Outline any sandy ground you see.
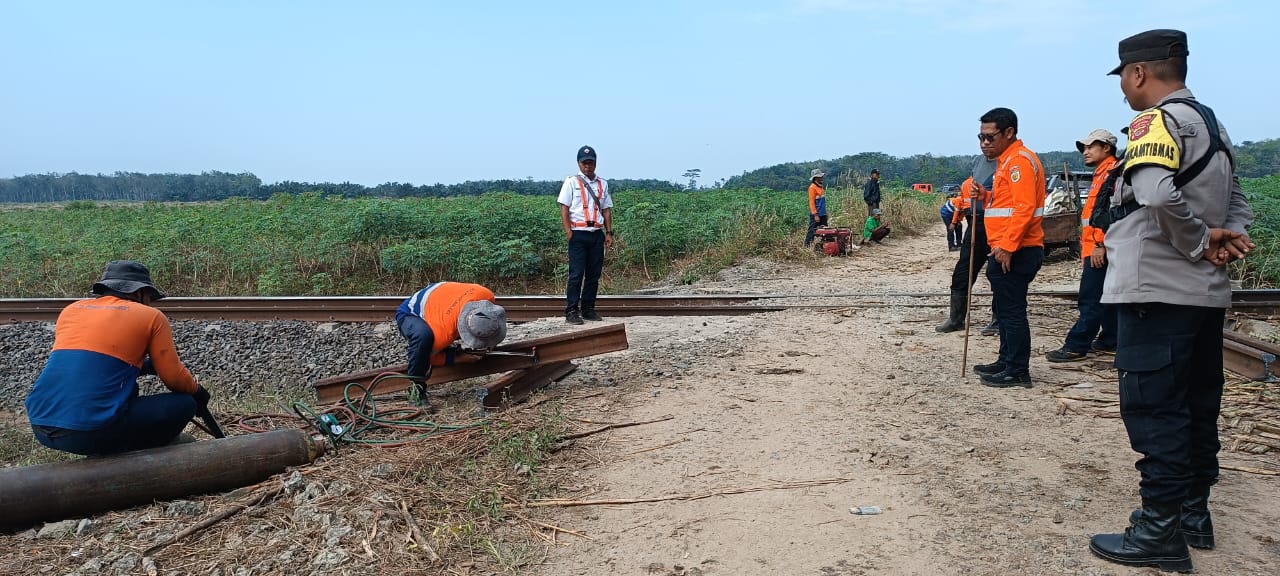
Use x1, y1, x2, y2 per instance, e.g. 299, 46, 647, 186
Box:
526, 224, 1280, 576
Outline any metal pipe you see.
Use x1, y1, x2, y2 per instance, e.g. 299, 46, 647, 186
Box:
0, 429, 324, 530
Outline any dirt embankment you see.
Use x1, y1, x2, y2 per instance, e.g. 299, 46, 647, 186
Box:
527, 225, 1280, 576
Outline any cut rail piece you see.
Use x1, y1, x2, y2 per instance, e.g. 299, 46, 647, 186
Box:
1222, 337, 1278, 383
313, 323, 628, 404
481, 361, 578, 410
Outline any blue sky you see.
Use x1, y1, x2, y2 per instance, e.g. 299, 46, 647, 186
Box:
1, 1, 1275, 187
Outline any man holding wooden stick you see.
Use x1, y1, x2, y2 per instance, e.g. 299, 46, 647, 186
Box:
969, 107, 1045, 388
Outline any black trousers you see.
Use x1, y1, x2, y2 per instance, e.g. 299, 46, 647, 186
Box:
949, 216, 989, 293
566, 229, 605, 313
986, 246, 1043, 371
1116, 303, 1224, 504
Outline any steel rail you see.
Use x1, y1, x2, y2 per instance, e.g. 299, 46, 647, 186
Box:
3, 290, 1279, 324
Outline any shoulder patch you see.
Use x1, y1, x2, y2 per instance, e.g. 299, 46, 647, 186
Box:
1010, 166, 1021, 183
1125, 108, 1181, 172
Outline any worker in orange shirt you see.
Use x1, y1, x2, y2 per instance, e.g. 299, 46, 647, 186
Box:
803, 169, 828, 247
970, 107, 1045, 387
1045, 129, 1120, 362
396, 282, 508, 411
944, 192, 966, 251
26, 261, 208, 456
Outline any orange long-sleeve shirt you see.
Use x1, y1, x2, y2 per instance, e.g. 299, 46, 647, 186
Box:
1079, 155, 1117, 260
808, 182, 826, 215
985, 139, 1045, 252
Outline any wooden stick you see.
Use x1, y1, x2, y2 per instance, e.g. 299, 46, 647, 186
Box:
1231, 434, 1280, 451
511, 477, 853, 509
961, 189, 980, 377
621, 438, 688, 456
1221, 464, 1280, 476
508, 511, 594, 541
144, 485, 283, 557
398, 500, 441, 563
560, 416, 674, 441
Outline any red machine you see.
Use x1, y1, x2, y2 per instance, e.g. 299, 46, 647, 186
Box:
814, 227, 854, 256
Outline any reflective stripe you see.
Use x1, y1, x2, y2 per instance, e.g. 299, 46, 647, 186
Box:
1081, 218, 1090, 226
407, 282, 443, 318
986, 207, 1045, 218
574, 176, 598, 227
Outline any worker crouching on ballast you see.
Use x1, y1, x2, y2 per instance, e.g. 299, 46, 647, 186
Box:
26, 260, 211, 457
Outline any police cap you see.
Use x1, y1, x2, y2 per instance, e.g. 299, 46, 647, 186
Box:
1108, 29, 1189, 75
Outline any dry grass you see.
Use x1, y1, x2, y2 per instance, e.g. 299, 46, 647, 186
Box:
0, 395, 579, 575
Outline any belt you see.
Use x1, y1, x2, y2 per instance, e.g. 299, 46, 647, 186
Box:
985, 207, 1045, 218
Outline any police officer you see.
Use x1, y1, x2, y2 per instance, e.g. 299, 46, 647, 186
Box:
1088, 30, 1255, 572
970, 108, 1046, 388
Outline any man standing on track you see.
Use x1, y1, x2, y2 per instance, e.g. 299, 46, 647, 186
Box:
559, 145, 615, 325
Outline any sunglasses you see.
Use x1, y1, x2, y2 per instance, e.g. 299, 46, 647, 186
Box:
977, 132, 1001, 143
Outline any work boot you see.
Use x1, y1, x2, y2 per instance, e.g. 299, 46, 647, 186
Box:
935, 291, 966, 333
1091, 502, 1193, 572
1129, 484, 1215, 550
980, 319, 999, 337
565, 310, 584, 325
1046, 348, 1087, 362
980, 369, 1032, 388
582, 309, 603, 322
973, 361, 1007, 375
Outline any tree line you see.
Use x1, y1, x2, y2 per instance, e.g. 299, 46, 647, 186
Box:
722, 138, 1280, 191
2, 139, 1276, 203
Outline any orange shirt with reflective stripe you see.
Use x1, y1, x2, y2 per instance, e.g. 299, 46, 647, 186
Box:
1079, 155, 1117, 260
421, 283, 496, 366
950, 177, 992, 226
985, 139, 1045, 252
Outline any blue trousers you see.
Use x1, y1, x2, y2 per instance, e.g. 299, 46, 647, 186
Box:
987, 246, 1044, 372
32, 391, 196, 456
1116, 304, 1224, 504
567, 230, 606, 313
1062, 259, 1118, 353
804, 214, 828, 246
396, 314, 437, 383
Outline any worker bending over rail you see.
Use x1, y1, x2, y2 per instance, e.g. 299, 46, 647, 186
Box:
395, 282, 508, 411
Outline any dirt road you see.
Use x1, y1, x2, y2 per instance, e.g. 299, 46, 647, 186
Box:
528, 225, 1280, 576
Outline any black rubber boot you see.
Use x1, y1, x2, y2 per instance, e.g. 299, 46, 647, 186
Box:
1129, 484, 1215, 550
935, 291, 966, 333
1091, 502, 1193, 573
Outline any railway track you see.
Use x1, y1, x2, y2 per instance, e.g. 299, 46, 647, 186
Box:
1, 290, 1278, 324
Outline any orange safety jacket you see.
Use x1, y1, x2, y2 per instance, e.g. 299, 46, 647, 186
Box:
950, 177, 991, 226
984, 139, 1045, 252
571, 176, 607, 228
1079, 155, 1117, 260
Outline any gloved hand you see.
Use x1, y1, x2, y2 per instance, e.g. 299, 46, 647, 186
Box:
193, 385, 211, 408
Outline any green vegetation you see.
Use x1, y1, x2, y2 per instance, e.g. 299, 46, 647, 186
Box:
1237, 176, 1280, 287
0, 186, 940, 297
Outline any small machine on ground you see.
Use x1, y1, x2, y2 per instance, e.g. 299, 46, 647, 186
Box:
813, 227, 855, 256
